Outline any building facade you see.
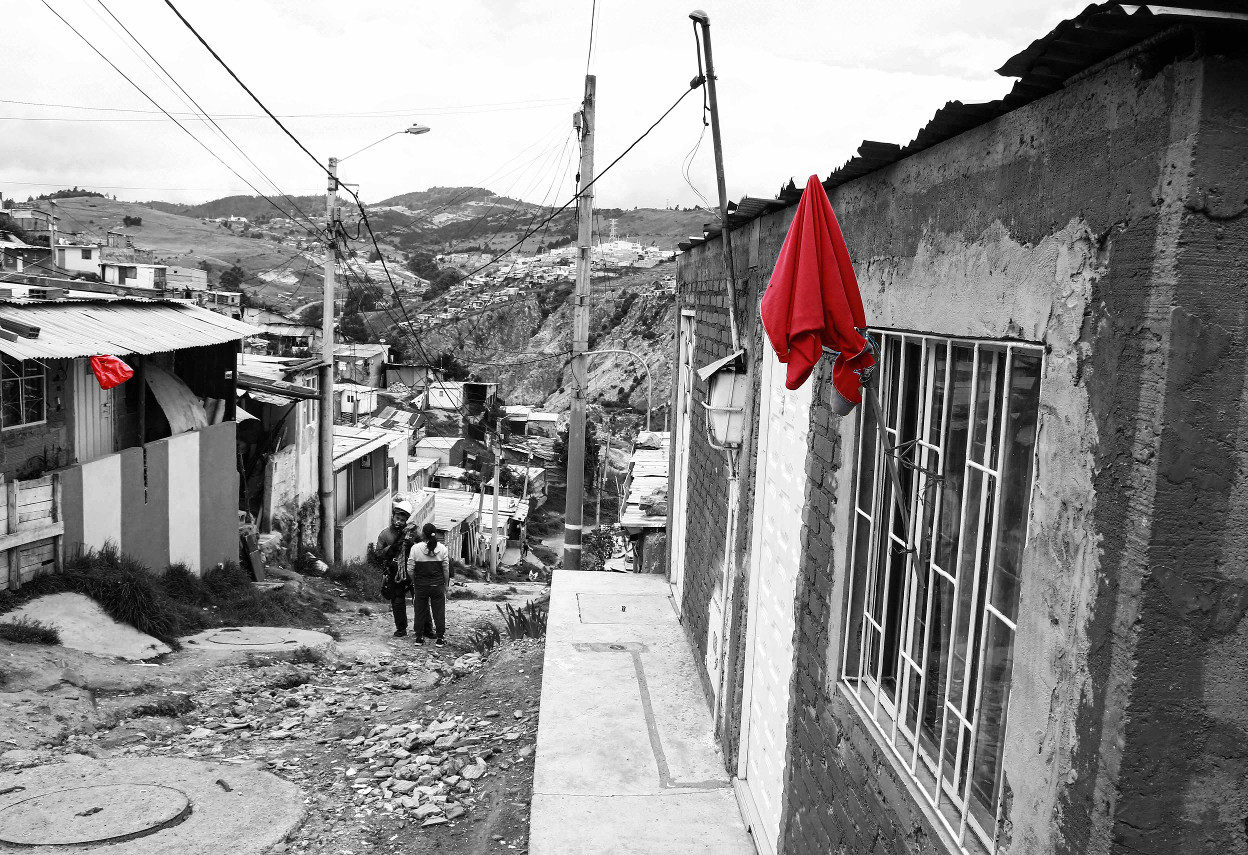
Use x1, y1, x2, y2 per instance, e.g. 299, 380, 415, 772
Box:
669, 7, 1248, 855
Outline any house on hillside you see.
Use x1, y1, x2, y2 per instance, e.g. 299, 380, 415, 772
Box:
667, 6, 1248, 855
411, 435, 465, 468
0, 233, 49, 275
198, 290, 242, 320
0, 281, 254, 587
335, 382, 379, 422
407, 456, 439, 492
421, 487, 479, 566
53, 244, 99, 277
619, 433, 669, 574
334, 342, 390, 388
235, 354, 320, 531
166, 265, 208, 295
99, 261, 167, 291
332, 424, 408, 562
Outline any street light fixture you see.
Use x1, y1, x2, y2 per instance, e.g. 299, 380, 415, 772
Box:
318, 125, 431, 563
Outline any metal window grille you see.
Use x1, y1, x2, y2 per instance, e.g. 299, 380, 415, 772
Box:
0, 355, 46, 430
841, 332, 1042, 852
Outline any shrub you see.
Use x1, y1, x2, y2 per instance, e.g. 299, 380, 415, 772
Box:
497, 598, 548, 640
466, 621, 502, 657
327, 559, 384, 601
0, 617, 60, 645
128, 694, 194, 718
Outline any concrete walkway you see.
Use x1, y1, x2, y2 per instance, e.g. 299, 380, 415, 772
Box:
530, 570, 755, 855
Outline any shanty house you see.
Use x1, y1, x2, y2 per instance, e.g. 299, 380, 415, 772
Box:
620, 433, 669, 574
332, 424, 408, 562
421, 487, 480, 566
411, 435, 465, 468
0, 283, 253, 586
334, 342, 390, 388
668, 6, 1248, 855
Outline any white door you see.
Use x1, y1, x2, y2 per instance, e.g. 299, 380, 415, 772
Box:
73, 358, 117, 464
736, 353, 812, 855
667, 311, 696, 611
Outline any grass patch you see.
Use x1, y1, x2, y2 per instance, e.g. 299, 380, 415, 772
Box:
327, 559, 384, 602
0, 545, 326, 650
529, 543, 558, 567
0, 617, 61, 645
498, 597, 549, 640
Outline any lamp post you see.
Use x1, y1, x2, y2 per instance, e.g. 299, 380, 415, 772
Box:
318, 124, 431, 563
583, 348, 654, 431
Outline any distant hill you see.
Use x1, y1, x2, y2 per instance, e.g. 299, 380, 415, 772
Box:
143, 194, 323, 222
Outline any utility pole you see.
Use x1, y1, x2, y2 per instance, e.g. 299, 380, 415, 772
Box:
691, 11, 741, 353
318, 158, 339, 562
489, 417, 501, 580
563, 74, 595, 573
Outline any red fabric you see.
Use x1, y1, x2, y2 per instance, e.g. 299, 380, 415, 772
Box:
89, 355, 134, 390
760, 174, 873, 400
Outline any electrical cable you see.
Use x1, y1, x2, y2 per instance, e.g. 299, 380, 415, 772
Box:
585, 0, 598, 76
0, 96, 573, 117
162, 0, 328, 179
39, 0, 330, 245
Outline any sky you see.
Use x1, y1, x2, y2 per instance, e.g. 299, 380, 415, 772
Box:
1, 0, 1073, 211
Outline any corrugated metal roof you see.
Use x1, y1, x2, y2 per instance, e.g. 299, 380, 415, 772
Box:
0, 300, 258, 360
420, 487, 480, 531
332, 424, 403, 468
679, 2, 1248, 254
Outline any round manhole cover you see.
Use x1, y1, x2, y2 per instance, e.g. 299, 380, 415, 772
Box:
205, 627, 296, 646
0, 783, 191, 845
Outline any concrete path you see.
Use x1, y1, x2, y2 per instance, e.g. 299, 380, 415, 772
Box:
530, 570, 755, 855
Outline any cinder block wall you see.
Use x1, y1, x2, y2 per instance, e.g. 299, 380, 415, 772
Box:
677, 50, 1248, 855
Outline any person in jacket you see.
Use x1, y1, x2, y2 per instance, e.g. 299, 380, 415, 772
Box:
376, 500, 415, 637
407, 522, 450, 646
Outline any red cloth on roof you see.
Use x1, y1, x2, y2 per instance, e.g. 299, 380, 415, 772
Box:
90, 355, 133, 390
760, 174, 873, 399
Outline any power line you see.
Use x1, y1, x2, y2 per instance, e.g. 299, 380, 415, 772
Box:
0, 96, 574, 118
162, 0, 328, 179
92, 0, 325, 243
585, 0, 599, 76
39, 0, 330, 246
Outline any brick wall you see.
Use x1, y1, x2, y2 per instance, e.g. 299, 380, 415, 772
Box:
674, 47, 1247, 855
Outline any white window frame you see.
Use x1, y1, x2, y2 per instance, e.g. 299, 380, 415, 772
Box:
839, 331, 1043, 853
1, 355, 46, 431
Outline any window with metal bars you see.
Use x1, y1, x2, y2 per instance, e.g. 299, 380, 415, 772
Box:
1, 355, 45, 430
841, 332, 1042, 852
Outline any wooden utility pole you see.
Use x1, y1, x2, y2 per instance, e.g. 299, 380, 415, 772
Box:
489, 417, 501, 580
318, 157, 339, 562
563, 74, 595, 572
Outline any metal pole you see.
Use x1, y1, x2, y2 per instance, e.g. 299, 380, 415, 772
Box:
563, 74, 595, 573
318, 158, 338, 562
691, 11, 740, 352
583, 349, 653, 431
490, 419, 500, 580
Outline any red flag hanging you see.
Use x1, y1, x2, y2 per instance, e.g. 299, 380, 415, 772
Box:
90, 355, 134, 390
760, 175, 873, 404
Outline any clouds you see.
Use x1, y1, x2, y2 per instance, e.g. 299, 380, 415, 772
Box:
1, 0, 1068, 210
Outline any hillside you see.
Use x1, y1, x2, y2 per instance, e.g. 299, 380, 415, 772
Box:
144, 195, 323, 222
48, 196, 305, 290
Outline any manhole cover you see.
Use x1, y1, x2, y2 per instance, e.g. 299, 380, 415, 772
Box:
0, 783, 191, 845
205, 627, 296, 646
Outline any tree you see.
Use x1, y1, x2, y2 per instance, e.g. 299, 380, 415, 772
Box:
555, 420, 599, 488
300, 303, 323, 325
368, 249, 381, 263
219, 264, 247, 291
406, 251, 440, 280
340, 311, 370, 342
122, 215, 142, 227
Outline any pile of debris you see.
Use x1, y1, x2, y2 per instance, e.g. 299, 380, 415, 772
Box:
345, 705, 531, 827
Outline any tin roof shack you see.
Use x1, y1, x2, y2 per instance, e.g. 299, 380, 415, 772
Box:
383, 362, 440, 393
332, 424, 408, 562
235, 354, 320, 534
334, 382, 379, 423
421, 487, 480, 566
668, 6, 1248, 855
0, 283, 254, 587
411, 435, 465, 468
477, 492, 520, 569
407, 456, 439, 491
334, 342, 390, 388
619, 432, 669, 575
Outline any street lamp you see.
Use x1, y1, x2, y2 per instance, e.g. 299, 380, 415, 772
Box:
318, 125, 431, 563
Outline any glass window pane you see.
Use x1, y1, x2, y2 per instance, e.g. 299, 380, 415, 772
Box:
1, 356, 20, 381
1, 379, 21, 427
991, 353, 1042, 622
844, 514, 872, 679
970, 616, 1016, 817
970, 350, 997, 464
921, 572, 956, 750
965, 477, 997, 710
880, 545, 908, 703
22, 376, 44, 423
905, 663, 922, 733
927, 342, 947, 445
857, 406, 877, 513
948, 467, 984, 711
935, 347, 974, 575
941, 709, 961, 789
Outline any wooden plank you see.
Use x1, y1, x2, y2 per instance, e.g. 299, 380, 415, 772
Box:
19, 541, 55, 584
18, 488, 53, 508
18, 505, 54, 524
18, 475, 53, 491
52, 474, 62, 572
7, 481, 19, 590
0, 522, 65, 553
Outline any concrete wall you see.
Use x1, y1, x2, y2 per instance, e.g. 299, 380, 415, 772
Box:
60, 421, 239, 573
337, 489, 391, 563
262, 404, 317, 529
675, 52, 1248, 855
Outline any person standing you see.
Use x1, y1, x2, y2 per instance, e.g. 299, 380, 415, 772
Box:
408, 522, 450, 646
376, 500, 415, 637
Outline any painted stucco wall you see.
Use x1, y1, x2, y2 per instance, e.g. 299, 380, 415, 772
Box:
337, 489, 391, 563
676, 51, 1247, 855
